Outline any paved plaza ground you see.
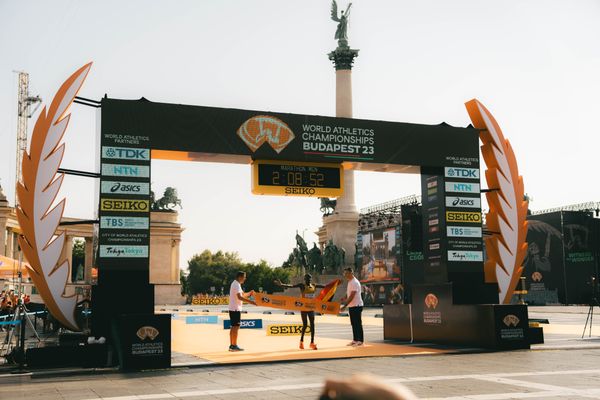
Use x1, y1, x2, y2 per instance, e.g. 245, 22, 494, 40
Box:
1, 305, 599, 399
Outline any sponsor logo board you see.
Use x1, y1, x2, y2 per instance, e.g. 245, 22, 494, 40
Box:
99, 245, 149, 258
445, 196, 481, 209
444, 167, 480, 179
446, 226, 482, 238
101, 164, 150, 178
100, 216, 149, 230
102, 146, 150, 161
101, 199, 149, 212
445, 181, 480, 194
185, 316, 218, 324
267, 324, 312, 336
446, 211, 481, 223
101, 181, 150, 195
223, 319, 263, 329
447, 250, 483, 262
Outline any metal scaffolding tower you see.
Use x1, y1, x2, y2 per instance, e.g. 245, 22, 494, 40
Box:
14, 71, 41, 207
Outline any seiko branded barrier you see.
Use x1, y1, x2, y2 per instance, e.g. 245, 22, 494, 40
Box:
266, 324, 312, 336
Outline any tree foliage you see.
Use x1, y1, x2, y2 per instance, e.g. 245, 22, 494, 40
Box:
184, 250, 291, 296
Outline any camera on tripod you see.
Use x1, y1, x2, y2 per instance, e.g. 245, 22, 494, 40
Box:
588, 275, 599, 306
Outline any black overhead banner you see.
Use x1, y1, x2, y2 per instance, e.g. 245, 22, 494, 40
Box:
100, 98, 479, 168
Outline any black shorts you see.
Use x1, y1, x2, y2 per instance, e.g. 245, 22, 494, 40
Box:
229, 311, 241, 326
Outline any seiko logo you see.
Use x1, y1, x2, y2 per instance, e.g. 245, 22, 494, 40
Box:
446, 211, 481, 223
102, 146, 150, 161
445, 196, 481, 209
445, 182, 480, 194
444, 167, 480, 179
267, 324, 312, 336
101, 199, 149, 212
285, 187, 315, 195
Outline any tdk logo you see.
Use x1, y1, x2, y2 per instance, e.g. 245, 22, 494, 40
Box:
445, 181, 480, 194
444, 167, 479, 179
102, 146, 150, 161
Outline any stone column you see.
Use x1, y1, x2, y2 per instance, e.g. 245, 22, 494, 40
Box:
60, 235, 73, 283
324, 46, 360, 267
0, 186, 8, 256
6, 231, 14, 259
84, 237, 93, 284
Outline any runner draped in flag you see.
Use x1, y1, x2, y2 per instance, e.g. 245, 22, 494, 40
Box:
275, 274, 325, 350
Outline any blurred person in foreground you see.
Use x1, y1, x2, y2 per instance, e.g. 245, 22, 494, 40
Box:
320, 374, 418, 400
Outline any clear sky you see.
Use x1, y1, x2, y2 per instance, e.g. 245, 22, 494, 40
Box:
1, 0, 599, 268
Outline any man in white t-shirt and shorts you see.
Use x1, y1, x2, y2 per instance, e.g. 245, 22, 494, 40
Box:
340, 267, 364, 346
228, 271, 256, 351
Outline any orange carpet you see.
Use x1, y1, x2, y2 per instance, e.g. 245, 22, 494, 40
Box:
164, 311, 451, 365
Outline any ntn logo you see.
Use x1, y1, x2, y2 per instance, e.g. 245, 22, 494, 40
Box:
445, 182, 480, 193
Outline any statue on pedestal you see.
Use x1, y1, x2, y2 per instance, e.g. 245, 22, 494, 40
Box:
151, 187, 182, 211
330, 1, 352, 47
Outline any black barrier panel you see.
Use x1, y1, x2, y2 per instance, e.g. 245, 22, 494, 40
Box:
401, 204, 424, 303
524, 212, 565, 304
382, 304, 411, 341
562, 211, 597, 305
384, 283, 530, 349
100, 98, 479, 167
421, 169, 448, 284
114, 314, 171, 370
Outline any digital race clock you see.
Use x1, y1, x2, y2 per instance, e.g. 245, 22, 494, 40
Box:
251, 160, 344, 197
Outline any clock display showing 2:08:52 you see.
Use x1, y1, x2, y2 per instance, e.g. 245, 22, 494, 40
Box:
251, 160, 344, 197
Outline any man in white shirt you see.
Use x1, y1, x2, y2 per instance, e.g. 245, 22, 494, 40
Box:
228, 271, 256, 351
340, 267, 364, 346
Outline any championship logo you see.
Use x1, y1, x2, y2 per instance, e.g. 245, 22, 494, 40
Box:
502, 314, 520, 327
532, 271, 543, 282
237, 115, 295, 153
424, 293, 439, 309
136, 326, 160, 340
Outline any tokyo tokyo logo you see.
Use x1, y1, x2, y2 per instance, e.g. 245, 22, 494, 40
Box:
237, 115, 295, 153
